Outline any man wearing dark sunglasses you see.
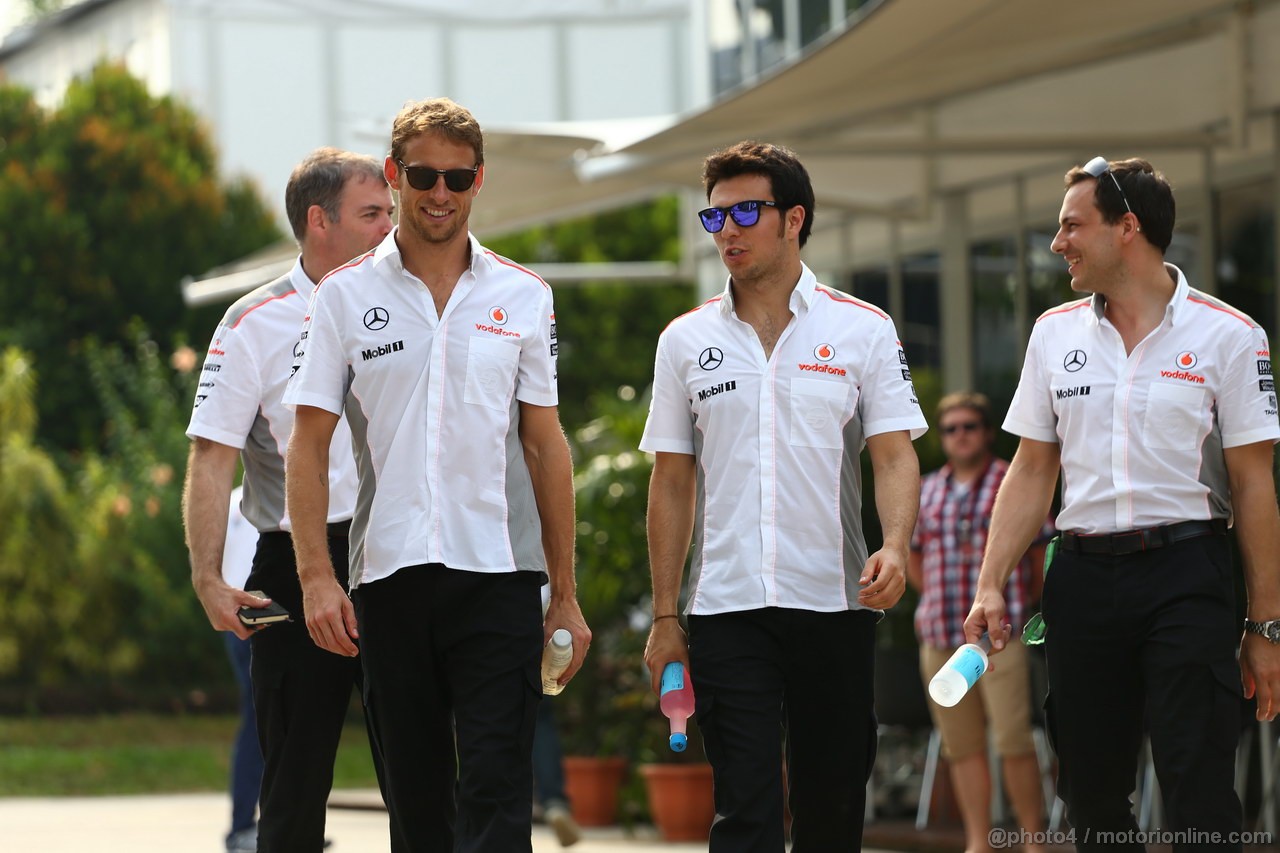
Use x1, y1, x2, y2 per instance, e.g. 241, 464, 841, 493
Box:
284, 98, 589, 852
965, 157, 1280, 851
642, 141, 926, 850
908, 391, 1052, 853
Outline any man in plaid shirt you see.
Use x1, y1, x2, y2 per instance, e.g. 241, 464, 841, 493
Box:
908, 391, 1052, 853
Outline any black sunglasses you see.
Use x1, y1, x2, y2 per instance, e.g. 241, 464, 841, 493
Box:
1082, 156, 1135, 219
698, 200, 779, 233
942, 421, 982, 435
397, 160, 479, 193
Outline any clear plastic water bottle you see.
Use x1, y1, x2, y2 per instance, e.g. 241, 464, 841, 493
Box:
541, 629, 573, 695
659, 661, 696, 752
928, 635, 992, 708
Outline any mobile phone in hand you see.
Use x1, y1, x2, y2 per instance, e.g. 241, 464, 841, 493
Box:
238, 590, 292, 628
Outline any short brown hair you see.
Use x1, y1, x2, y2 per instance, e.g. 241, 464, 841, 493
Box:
284, 147, 386, 242
702, 140, 815, 248
1064, 157, 1175, 254
936, 391, 992, 429
390, 97, 484, 166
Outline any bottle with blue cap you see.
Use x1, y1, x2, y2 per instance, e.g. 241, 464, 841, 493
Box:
928, 634, 992, 707
659, 661, 696, 752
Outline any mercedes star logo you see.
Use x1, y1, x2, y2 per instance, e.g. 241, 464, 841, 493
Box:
363, 307, 390, 331
698, 347, 724, 371
1063, 349, 1087, 373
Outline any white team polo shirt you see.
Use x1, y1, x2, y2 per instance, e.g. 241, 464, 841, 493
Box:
283, 230, 558, 588
186, 259, 357, 533
640, 264, 927, 616
1005, 263, 1280, 534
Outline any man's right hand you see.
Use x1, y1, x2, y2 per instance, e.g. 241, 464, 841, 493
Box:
301, 572, 359, 657
643, 617, 689, 695
964, 588, 1012, 662
194, 580, 271, 640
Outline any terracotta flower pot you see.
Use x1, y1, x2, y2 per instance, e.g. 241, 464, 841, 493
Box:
562, 755, 628, 826
640, 762, 716, 842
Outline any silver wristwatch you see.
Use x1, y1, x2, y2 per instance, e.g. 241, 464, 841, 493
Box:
1244, 619, 1280, 644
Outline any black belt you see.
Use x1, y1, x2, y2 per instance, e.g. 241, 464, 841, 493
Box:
1059, 519, 1227, 556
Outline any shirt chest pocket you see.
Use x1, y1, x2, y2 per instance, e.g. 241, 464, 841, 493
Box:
1143, 382, 1206, 451
789, 377, 850, 449
464, 337, 520, 411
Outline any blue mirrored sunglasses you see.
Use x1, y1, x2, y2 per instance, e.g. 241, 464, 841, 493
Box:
698, 199, 779, 233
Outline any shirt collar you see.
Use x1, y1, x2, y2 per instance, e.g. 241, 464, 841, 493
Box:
369, 228, 483, 275
1088, 262, 1190, 327
716, 262, 817, 318
286, 256, 312, 296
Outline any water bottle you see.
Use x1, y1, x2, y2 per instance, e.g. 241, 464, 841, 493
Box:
928, 636, 992, 708
659, 661, 696, 752
541, 629, 573, 695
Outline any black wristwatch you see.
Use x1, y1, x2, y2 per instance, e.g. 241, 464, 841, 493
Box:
1244, 619, 1280, 644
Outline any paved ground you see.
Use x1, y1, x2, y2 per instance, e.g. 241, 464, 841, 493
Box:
0, 791, 901, 852
0, 791, 696, 852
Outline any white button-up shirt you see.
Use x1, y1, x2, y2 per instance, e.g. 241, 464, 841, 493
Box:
283, 230, 559, 588
187, 259, 357, 533
640, 264, 927, 616
1005, 263, 1280, 534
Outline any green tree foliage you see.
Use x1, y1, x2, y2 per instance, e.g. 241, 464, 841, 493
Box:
0, 62, 280, 450
0, 335, 221, 705
0, 348, 78, 685
73, 330, 221, 686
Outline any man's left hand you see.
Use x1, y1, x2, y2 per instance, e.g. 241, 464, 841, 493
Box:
1241, 634, 1280, 721
858, 546, 908, 609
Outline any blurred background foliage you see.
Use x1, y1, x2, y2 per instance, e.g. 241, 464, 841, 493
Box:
0, 62, 280, 452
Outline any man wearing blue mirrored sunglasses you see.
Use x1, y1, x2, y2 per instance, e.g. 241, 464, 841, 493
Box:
643, 141, 927, 851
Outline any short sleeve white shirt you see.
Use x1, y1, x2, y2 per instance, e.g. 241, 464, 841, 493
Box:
283, 230, 558, 588
640, 264, 927, 616
186, 260, 357, 533
1005, 263, 1280, 533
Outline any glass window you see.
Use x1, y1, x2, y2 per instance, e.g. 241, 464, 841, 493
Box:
850, 266, 888, 312
971, 238, 1019, 414
851, 260, 938, 372
1216, 180, 1276, 339
903, 253, 941, 372
1027, 230, 1072, 319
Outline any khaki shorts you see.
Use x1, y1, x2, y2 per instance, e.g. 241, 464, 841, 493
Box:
919, 641, 1036, 760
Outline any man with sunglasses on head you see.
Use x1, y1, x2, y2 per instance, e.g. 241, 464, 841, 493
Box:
184, 147, 396, 853
284, 97, 589, 852
965, 157, 1280, 851
641, 140, 926, 850
908, 391, 1051, 853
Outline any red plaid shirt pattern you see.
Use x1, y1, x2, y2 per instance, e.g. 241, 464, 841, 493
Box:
911, 457, 1053, 649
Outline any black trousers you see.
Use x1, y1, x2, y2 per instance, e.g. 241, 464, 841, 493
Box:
1042, 535, 1243, 852
248, 530, 394, 853
353, 565, 544, 853
688, 607, 879, 853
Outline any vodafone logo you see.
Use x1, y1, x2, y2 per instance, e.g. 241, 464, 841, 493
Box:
1175, 351, 1197, 370
489, 306, 508, 326
813, 343, 835, 362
